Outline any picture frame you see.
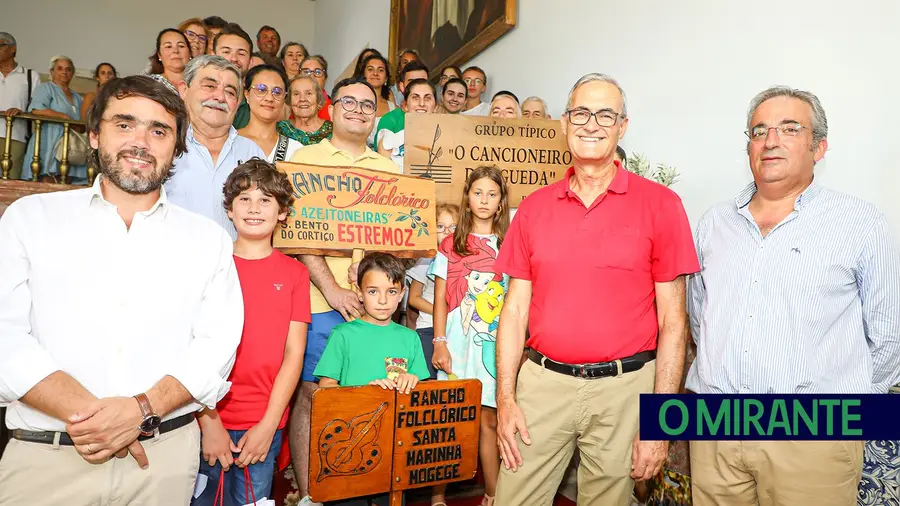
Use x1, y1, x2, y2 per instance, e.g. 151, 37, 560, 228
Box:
389, 0, 517, 80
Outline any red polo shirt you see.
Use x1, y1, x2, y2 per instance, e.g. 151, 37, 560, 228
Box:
495, 164, 699, 364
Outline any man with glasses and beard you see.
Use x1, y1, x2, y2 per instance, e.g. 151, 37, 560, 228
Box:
166, 55, 265, 239
0, 75, 243, 505
287, 77, 400, 506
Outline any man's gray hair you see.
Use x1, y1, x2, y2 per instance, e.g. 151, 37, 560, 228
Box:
0, 32, 16, 46
747, 86, 827, 144
49, 55, 73, 72
522, 96, 549, 114
183, 54, 243, 96
566, 73, 627, 117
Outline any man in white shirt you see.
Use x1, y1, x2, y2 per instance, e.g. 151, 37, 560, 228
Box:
165, 55, 265, 239
0, 32, 40, 180
0, 75, 244, 505
461, 66, 490, 116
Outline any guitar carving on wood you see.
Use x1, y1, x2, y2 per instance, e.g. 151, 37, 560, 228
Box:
317, 402, 389, 482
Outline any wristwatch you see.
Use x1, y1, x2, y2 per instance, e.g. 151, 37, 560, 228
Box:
134, 393, 162, 436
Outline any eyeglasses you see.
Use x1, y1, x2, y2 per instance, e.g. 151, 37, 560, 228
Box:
746, 123, 807, 141
337, 95, 377, 116
252, 83, 286, 101
439, 74, 457, 83
464, 78, 484, 86
436, 224, 457, 233
184, 30, 208, 43
565, 108, 623, 127
301, 68, 325, 78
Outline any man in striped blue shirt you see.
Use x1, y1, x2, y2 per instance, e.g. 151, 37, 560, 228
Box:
686, 86, 900, 506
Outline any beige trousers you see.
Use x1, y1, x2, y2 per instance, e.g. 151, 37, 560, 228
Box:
495, 358, 656, 506
690, 440, 863, 506
0, 423, 200, 506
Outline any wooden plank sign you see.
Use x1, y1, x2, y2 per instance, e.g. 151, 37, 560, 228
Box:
404, 114, 572, 207
308, 386, 396, 502
393, 380, 482, 490
308, 380, 482, 503
275, 162, 438, 258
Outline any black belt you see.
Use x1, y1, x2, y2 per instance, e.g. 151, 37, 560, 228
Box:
10, 413, 194, 446
527, 349, 656, 379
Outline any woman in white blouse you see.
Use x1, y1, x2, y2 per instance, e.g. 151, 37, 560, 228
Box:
237, 64, 299, 162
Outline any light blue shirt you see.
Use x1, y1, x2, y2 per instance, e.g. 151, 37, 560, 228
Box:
686, 181, 900, 395
165, 126, 264, 240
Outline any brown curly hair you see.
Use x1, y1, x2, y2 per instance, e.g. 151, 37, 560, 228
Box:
222, 158, 295, 223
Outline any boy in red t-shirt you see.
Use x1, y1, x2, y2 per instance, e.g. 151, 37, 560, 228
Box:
192, 159, 311, 506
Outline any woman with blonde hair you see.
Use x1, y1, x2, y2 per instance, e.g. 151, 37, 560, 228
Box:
178, 18, 209, 59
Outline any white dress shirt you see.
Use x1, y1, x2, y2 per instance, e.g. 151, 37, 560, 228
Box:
165, 125, 265, 240
0, 175, 244, 431
0, 64, 41, 143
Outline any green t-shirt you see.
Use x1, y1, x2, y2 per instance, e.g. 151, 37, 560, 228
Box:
314, 319, 430, 386
233, 98, 250, 129
374, 108, 404, 149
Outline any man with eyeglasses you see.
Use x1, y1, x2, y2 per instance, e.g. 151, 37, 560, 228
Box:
287, 77, 400, 506
686, 86, 900, 506
165, 55, 265, 239
493, 73, 698, 505
461, 66, 490, 116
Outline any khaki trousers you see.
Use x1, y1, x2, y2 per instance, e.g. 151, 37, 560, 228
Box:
1, 139, 26, 180
495, 358, 655, 506
0, 422, 200, 506
690, 440, 863, 506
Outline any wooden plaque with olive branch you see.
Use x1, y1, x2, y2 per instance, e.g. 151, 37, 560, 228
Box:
274, 162, 438, 259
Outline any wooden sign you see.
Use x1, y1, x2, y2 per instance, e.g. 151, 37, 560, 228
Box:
308, 386, 395, 502
308, 380, 482, 503
404, 114, 571, 207
275, 162, 438, 258
393, 381, 482, 490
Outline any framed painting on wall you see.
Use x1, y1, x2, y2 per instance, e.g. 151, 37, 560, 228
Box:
389, 0, 517, 79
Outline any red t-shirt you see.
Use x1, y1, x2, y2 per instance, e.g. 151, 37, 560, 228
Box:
217, 250, 312, 429
495, 165, 699, 363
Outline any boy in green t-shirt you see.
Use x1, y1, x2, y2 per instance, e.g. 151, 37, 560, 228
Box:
314, 252, 429, 505
315, 251, 429, 390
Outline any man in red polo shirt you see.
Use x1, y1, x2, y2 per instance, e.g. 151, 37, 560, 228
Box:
493, 73, 699, 506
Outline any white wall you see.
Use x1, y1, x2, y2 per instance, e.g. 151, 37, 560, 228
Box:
4, 0, 316, 77
313, 0, 391, 92
313, 0, 900, 235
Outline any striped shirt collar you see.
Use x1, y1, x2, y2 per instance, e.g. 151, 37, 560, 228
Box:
88, 173, 169, 217
734, 179, 823, 211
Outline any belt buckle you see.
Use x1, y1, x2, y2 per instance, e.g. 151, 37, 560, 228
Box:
579, 364, 589, 378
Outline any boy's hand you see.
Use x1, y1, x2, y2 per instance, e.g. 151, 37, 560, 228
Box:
432, 342, 452, 373
234, 420, 278, 468
369, 378, 397, 390
395, 373, 419, 394
201, 417, 235, 471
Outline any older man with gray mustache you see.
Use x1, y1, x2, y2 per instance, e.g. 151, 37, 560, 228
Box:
165, 55, 264, 238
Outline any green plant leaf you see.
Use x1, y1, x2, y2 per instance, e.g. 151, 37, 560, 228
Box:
410, 209, 418, 215
397, 215, 409, 221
